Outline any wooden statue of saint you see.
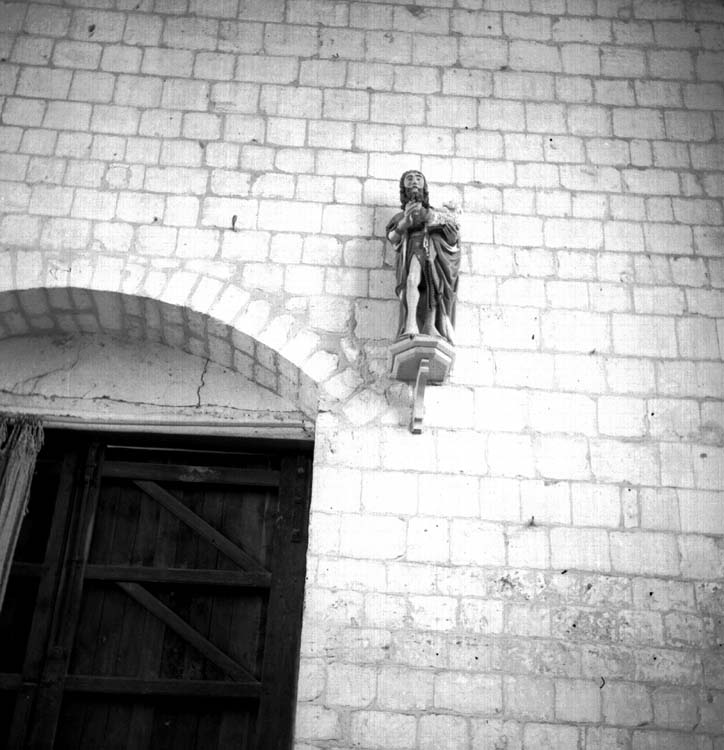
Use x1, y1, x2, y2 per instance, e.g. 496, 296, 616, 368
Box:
386, 170, 461, 345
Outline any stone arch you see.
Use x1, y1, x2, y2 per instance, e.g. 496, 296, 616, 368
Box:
0, 250, 349, 420
0, 286, 320, 420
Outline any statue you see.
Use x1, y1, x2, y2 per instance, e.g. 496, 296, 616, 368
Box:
387, 170, 461, 433
386, 170, 461, 345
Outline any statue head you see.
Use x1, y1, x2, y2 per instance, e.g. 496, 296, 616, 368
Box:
399, 170, 429, 208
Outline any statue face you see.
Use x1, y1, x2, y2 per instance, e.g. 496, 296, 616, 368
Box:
403, 171, 425, 192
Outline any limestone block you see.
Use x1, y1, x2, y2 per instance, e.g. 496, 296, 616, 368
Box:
124, 13, 163, 46
24, 4, 71, 36
293, 705, 340, 742
555, 679, 601, 722
53, 41, 102, 70
407, 517, 449, 563
142, 47, 194, 77
610, 531, 680, 576
17, 69, 71, 104
339, 513, 405, 559
572, 484, 621, 528
603, 681, 653, 726
504, 675, 554, 720
450, 520, 505, 566
163, 17, 218, 50
325, 663, 375, 708
377, 666, 433, 711
551, 527, 610, 572
349, 711, 416, 750
101, 45, 143, 74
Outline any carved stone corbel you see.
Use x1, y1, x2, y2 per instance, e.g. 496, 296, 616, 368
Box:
390, 335, 454, 433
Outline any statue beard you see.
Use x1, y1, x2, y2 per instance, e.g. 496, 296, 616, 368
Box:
406, 187, 421, 205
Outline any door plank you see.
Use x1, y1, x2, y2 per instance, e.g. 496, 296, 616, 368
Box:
183, 489, 221, 684
218, 497, 266, 679
115, 582, 257, 684
117, 477, 163, 742
104, 462, 279, 487
133, 481, 267, 574
68, 479, 121, 748
80, 482, 130, 747
101, 483, 146, 747
195, 710, 221, 750
125, 487, 180, 749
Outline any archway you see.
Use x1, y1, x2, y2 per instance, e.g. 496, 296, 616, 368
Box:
0, 286, 321, 424
0, 285, 319, 749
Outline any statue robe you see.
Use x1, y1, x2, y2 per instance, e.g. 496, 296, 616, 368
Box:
386, 207, 461, 345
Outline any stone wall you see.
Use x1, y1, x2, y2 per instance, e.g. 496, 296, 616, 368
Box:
0, 0, 723, 748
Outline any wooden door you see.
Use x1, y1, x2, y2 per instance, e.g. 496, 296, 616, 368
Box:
0, 431, 312, 750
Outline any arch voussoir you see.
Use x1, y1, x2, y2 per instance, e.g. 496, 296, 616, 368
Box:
0, 250, 350, 421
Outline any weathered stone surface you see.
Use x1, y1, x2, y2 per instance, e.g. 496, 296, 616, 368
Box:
0, 2, 722, 746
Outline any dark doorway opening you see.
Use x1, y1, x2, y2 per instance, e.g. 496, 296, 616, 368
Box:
0, 430, 312, 750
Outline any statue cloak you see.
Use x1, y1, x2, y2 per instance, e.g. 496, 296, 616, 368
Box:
386, 208, 461, 344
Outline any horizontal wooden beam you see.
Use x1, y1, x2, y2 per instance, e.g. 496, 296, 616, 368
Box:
104, 461, 280, 487
64, 676, 260, 699
85, 565, 271, 588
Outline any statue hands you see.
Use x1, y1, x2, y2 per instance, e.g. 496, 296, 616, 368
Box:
397, 201, 428, 232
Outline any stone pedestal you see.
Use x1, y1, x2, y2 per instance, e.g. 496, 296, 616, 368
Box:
389, 335, 454, 433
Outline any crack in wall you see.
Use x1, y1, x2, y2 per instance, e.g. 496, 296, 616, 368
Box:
196, 357, 210, 408
8, 347, 82, 395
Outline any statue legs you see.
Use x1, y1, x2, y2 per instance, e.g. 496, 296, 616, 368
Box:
402, 255, 442, 338
402, 255, 422, 336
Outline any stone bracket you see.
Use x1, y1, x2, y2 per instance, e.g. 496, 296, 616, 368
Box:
389, 335, 454, 434
411, 357, 430, 434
